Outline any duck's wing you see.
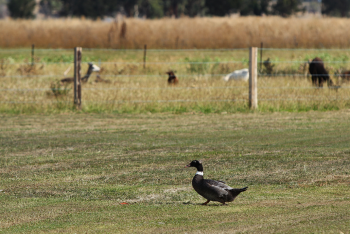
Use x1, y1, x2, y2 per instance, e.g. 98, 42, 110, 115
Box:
204, 179, 233, 190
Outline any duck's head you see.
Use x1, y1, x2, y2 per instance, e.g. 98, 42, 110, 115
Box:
185, 160, 203, 171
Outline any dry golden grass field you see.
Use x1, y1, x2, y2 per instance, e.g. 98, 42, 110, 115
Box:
1, 17, 350, 114
1, 16, 350, 49
1, 47, 350, 114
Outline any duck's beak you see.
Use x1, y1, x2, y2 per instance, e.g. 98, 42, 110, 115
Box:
185, 164, 191, 168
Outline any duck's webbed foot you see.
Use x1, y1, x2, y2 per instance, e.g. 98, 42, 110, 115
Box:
202, 200, 210, 205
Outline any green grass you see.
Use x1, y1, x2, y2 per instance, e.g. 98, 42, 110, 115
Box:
0, 111, 349, 233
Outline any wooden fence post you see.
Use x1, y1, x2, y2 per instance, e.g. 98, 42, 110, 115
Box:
31, 44, 35, 67
249, 47, 258, 110
143, 44, 147, 69
260, 42, 263, 72
74, 47, 82, 110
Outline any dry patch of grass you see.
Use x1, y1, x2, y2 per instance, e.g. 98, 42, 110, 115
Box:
1, 48, 350, 114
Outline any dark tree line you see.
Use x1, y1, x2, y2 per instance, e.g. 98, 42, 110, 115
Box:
7, 0, 350, 19
322, 0, 350, 17
7, 0, 36, 19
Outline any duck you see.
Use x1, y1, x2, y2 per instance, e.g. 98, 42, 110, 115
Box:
185, 160, 248, 205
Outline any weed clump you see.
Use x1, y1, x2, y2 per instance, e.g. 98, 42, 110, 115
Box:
48, 81, 71, 98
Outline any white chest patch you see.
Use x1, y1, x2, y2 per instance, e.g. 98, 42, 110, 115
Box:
195, 171, 203, 176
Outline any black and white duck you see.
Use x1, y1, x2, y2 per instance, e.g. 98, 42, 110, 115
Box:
185, 160, 248, 205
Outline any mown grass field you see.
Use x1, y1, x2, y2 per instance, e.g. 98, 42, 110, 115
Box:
1, 48, 350, 114
1, 111, 349, 233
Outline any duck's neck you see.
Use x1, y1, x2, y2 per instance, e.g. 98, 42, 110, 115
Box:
195, 171, 203, 176
195, 164, 204, 176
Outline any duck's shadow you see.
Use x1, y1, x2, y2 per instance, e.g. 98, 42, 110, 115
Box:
183, 202, 226, 206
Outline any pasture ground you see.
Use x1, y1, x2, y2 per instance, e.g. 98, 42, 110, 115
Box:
2, 48, 350, 114
1, 111, 349, 233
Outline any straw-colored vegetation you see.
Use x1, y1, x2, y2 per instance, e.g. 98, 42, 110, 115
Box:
1, 111, 349, 233
1, 48, 350, 114
1, 16, 350, 49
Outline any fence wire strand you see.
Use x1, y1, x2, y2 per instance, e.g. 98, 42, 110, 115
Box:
2, 47, 350, 108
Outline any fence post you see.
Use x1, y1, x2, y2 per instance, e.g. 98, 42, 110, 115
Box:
31, 44, 35, 67
143, 44, 147, 69
249, 47, 258, 110
260, 42, 263, 72
74, 47, 82, 110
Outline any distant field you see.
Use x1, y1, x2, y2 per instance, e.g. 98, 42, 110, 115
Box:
1, 16, 350, 49
1, 48, 350, 114
0, 111, 349, 233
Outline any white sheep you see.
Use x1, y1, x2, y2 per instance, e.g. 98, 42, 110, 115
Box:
223, 68, 249, 82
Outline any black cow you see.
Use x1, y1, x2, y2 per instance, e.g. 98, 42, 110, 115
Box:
308, 57, 334, 87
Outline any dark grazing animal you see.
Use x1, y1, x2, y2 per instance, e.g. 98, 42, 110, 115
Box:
60, 63, 100, 85
308, 57, 333, 87
166, 71, 178, 85
340, 70, 350, 82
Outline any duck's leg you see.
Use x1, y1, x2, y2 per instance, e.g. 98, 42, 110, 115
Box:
202, 200, 210, 205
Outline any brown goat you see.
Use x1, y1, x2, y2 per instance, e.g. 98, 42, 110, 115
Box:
166, 71, 178, 85
308, 57, 334, 87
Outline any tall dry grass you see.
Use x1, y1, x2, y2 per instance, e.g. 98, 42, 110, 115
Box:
1, 16, 350, 49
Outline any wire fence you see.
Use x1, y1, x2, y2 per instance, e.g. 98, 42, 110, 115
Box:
1, 47, 350, 111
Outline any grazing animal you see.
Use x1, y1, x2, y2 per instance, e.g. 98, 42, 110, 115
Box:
60, 63, 100, 85
185, 160, 248, 206
340, 70, 350, 82
166, 71, 179, 85
223, 68, 249, 82
308, 57, 334, 87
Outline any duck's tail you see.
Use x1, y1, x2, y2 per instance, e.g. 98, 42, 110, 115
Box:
229, 187, 248, 197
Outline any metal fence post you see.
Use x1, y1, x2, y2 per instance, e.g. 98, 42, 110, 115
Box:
249, 47, 258, 110
74, 47, 82, 109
